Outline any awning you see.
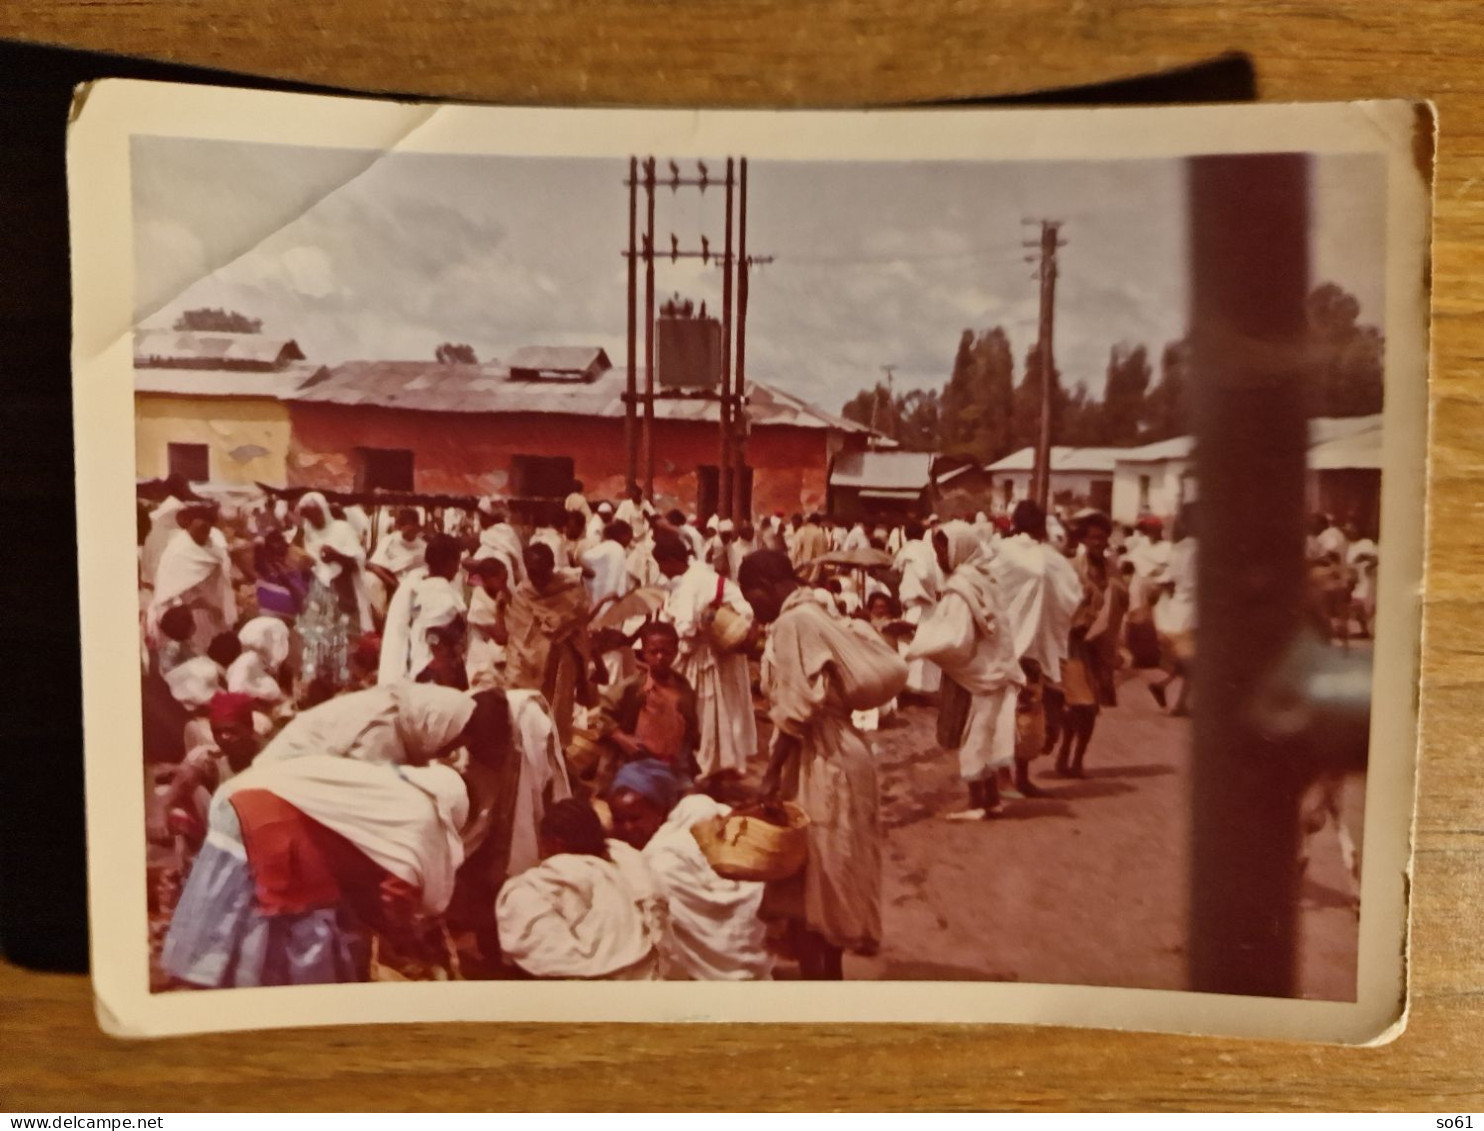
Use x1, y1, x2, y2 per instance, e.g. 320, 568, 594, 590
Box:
858, 488, 924, 500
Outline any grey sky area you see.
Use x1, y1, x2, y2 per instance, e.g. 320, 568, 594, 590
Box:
132, 136, 1386, 410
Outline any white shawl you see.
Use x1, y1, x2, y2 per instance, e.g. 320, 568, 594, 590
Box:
378, 569, 467, 685
988, 532, 1083, 682
370, 532, 428, 579
147, 526, 236, 640
217, 756, 468, 914
496, 850, 660, 979
643, 794, 772, 981
299, 492, 372, 631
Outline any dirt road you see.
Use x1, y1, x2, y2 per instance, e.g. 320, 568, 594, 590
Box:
837, 667, 1364, 999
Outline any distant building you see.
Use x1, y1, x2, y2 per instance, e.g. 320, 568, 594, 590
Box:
986, 446, 1123, 515
1306, 415, 1382, 532
283, 353, 873, 518
827, 450, 938, 521
133, 330, 314, 487
1110, 437, 1196, 526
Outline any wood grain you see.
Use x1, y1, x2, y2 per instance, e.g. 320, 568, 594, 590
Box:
4, 0, 1483, 1111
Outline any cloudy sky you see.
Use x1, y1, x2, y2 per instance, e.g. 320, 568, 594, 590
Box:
132, 136, 1387, 412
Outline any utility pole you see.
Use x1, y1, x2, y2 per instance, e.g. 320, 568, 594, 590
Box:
1026, 220, 1064, 509
623, 156, 769, 517
624, 156, 638, 494
876, 364, 896, 441
719, 159, 736, 521
642, 157, 657, 499
732, 158, 749, 522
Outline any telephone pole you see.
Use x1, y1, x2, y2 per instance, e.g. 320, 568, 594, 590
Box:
642, 158, 657, 499
1026, 220, 1065, 509
624, 156, 639, 494
623, 156, 769, 517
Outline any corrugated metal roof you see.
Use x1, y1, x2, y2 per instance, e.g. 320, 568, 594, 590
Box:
1309, 419, 1382, 470
830, 450, 935, 491
1309, 414, 1382, 445
507, 346, 610, 375
134, 362, 320, 399
987, 445, 1125, 473
135, 330, 305, 368
286, 359, 864, 432
1113, 436, 1197, 464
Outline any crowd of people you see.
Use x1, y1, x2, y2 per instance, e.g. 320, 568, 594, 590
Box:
136, 473, 1376, 988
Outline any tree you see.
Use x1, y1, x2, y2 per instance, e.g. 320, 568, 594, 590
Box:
1101, 343, 1152, 445
174, 307, 262, 334
1306, 283, 1384, 417
939, 327, 1016, 461
1143, 339, 1191, 441
1011, 341, 1070, 455
435, 342, 479, 364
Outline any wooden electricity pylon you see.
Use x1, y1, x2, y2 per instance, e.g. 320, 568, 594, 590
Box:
1026, 220, 1065, 510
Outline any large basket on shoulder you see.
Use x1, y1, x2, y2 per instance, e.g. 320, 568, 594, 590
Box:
691, 801, 811, 882
705, 604, 753, 654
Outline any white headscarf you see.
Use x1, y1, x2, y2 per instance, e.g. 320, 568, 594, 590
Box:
298, 491, 372, 631
238, 616, 291, 672
165, 655, 222, 711
141, 497, 186, 587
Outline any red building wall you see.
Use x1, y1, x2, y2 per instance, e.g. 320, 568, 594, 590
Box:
286, 404, 847, 518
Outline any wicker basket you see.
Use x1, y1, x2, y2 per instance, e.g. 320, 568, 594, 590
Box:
705, 604, 753, 654
565, 726, 603, 779
691, 801, 810, 882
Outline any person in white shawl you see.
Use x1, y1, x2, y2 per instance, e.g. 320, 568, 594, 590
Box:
140, 495, 187, 590
759, 583, 904, 977
654, 531, 757, 779
496, 797, 663, 980
608, 760, 772, 981
472, 497, 525, 585
841, 521, 871, 553
908, 521, 1025, 817
295, 492, 373, 698
582, 519, 638, 686
226, 616, 292, 706
892, 519, 943, 696
989, 500, 1084, 787
615, 486, 655, 544
377, 533, 468, 686
160, 682, 481, 988
369, 508, 428, 581
147, 503, 237, 654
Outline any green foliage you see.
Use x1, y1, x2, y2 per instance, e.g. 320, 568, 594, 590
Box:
173, 307, 262, 334
435, 342, 479, 364
839, 283, 1383, 460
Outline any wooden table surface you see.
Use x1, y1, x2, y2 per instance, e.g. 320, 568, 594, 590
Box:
3, 0, 1481, 1112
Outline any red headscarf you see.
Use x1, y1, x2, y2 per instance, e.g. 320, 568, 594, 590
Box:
208, 691, 256, 729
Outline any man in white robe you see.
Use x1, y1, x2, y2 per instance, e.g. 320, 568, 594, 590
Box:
369, 508, 428, 582
615, 487, 656, 543
583, 519, 638, 686
653, 531, 757, 778
148, 503, 237, 654
842, 521, 871, 553
378, 534, 468, 685
471, 497, 526, 584
892, 520, 943, 696
989, 500, 1084, 792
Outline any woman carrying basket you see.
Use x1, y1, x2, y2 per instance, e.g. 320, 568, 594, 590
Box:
758, 585, 906, 979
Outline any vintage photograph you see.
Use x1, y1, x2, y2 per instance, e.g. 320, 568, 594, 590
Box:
70, 84, 1429, 1038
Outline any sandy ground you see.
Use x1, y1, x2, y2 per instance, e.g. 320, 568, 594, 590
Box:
831, 667, 1365, 1000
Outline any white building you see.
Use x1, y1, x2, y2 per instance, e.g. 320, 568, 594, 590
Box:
1110, 436, 1196, 527
983, 446, 1122, 514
